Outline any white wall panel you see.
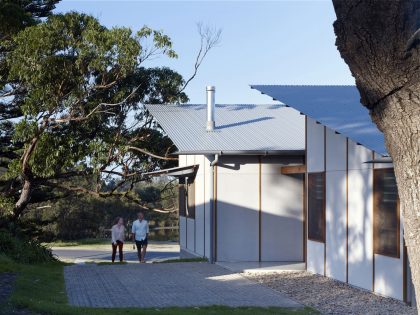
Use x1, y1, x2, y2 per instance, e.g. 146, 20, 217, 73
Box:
347, 167, 373, 291
325, 129, 347, 282
347, 140, 374, 290
179, 217, 186, 249
307, 240, 325, 275
204, 156, 212, 259
186, 218, 195, 251
375, 254, 403, 300
194, 155, 205, 256
325, 171, 347, 282
307, 117, 325, 172
348, 140, 372, 170
326, 129, 347, 172
261, 157, 303, 261
216, 156, 259, 262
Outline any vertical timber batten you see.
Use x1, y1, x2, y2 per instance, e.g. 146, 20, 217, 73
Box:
304, 116, 308, 269
214, 164, 218, 262
372, 151, 375, 292
324, 126, 327, 277
203, 156, 206, 258
346, 138, 349, 283
258, 156, 262, 263
193, 155, 196, 253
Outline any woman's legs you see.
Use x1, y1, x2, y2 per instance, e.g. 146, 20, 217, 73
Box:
117, 241, 123, 262
111, 243, 117, 262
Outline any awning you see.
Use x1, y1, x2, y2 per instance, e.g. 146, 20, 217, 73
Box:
364, 156, 393, 164
143, 165, 199, 178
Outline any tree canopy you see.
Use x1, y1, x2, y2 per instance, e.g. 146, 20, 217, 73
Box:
0, 6, 219, 224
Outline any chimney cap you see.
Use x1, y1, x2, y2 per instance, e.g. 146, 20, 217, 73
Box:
206, 85, 215, 91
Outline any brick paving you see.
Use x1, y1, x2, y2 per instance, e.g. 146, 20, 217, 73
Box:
64, 262, 302, 308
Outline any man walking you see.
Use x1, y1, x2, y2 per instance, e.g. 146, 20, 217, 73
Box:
131, 211, 149, 263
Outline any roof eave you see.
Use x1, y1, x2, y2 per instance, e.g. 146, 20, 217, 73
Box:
173, 150, 305, 156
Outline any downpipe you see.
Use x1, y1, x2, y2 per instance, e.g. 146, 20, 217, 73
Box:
209, 153, 219, 263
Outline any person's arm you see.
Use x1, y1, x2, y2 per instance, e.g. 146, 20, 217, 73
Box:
131, 222, 136, 241
111, 226, 116, 244
146, 221, 149, 239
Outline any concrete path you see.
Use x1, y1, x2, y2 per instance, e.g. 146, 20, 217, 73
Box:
53, 242, 179, 263
64, 262, 302, 308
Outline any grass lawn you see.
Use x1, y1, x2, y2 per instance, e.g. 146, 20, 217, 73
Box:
0, 256, 318, 315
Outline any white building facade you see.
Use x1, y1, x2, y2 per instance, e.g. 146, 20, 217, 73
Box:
145, 85, 416, 305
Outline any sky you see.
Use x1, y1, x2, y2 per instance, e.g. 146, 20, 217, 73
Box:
55, 0, 355, 104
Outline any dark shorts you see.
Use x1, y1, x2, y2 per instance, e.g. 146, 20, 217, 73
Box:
135, 239, 148, 248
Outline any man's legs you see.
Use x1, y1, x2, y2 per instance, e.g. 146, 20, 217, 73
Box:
135, 241, 142, 262
141, 245, 147, 263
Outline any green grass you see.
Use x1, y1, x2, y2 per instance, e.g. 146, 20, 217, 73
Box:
2, 261, 318, 315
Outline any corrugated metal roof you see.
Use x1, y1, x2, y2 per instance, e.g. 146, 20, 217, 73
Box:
251, 85, 387, 154
145, 104, 305, 154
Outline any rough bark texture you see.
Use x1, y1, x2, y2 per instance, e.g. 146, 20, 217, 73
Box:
332, 0, 420, 310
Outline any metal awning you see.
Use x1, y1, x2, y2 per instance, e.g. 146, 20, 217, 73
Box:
364, 156, 393, 164
143, 165, 199, 178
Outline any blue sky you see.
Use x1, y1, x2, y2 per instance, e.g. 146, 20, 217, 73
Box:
55, 1, 354, 104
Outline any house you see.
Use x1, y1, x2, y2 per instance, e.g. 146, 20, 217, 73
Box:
144, 85, 416, 305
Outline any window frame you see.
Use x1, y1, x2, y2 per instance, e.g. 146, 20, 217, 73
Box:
307, 172, 326, 243
186, 178, 195, 219
373, 168, 400, 258
178, 178, 186, 217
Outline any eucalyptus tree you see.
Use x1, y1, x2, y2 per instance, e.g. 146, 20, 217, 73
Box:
333, 0, 420, 308
0, 12, 220, 222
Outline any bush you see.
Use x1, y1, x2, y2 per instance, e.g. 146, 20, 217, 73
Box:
0, 229, 56, 263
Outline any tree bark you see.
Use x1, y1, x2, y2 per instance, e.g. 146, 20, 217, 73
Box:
332, 0, 420, 309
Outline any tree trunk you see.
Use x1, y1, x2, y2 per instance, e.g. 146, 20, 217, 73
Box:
13, 179, 33, 219
375, 88, 420, 309
332, 0, 420, 310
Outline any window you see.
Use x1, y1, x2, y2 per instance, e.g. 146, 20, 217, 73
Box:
178, 179, 186, 217
308, 172, 325, 242
374, 168, 400, 258
186, 180, 195, 219
178, 178, 195, 218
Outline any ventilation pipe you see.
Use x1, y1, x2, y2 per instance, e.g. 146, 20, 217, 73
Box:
206, 86, 215, 131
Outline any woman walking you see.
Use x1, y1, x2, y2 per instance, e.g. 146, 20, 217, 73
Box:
111, 217, 125, 263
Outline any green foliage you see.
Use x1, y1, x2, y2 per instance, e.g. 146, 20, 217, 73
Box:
21, 180, 178, 242
0, 229, 56, 263
1, 10, 188, 219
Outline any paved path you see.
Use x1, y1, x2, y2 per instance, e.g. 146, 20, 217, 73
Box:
64, 262, 302, 308
53, 242, 179, 263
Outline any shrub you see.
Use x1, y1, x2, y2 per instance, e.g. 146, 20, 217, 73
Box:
0, 229, 56, 263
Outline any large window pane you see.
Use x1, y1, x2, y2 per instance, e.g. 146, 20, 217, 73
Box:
374, 168, 399, 257
187, 180, 195, 219
308, 172, 325, 242
178, 180, 186, 217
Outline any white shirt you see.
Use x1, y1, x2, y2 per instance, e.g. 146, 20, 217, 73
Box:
132, 219, 149, 241
111, 224, 125, 244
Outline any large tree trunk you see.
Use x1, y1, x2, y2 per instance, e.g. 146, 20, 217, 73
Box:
13, 179, 33, 219
332, 0, 420, 310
